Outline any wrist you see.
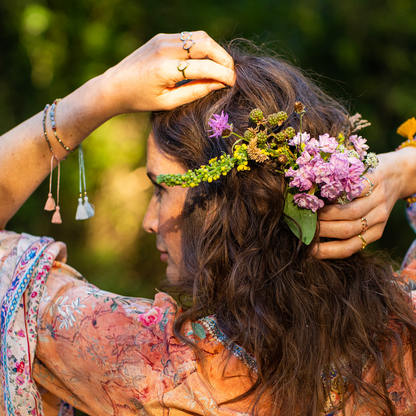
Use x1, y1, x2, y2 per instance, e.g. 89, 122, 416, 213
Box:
398, 146, 416, 198
385, 147, 416, 200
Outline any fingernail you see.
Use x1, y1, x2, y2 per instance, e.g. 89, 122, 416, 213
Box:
209, 83, 226, 92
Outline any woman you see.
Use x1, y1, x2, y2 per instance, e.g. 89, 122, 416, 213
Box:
1, 32, 416, 416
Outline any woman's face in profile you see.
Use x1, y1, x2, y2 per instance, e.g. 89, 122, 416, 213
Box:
143, 132, 188, 281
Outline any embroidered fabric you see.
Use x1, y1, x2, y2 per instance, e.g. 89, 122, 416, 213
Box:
199, 316, 258, 373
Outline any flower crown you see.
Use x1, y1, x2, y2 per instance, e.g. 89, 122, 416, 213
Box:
157, 103, 378, 244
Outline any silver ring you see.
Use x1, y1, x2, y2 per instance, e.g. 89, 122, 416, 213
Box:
362, 176, 374, 197
180, 31, 192, 41
183, 39, 195, 55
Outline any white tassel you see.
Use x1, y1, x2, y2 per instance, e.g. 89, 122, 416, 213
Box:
75, 197, 88, 220
83, 195, 95, 218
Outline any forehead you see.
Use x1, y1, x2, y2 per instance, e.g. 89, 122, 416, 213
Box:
147, 131, 187, 176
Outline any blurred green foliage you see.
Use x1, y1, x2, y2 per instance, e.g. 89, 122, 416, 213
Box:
1, 1, 416, 412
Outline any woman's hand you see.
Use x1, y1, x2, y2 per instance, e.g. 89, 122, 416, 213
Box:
100, 31, 235, 115
315, 148, 416, 259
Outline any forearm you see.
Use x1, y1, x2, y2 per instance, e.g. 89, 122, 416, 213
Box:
0, 74, 114, 229
383, 146, 416, 201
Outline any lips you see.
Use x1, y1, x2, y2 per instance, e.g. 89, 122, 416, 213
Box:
157, 247, 169, 263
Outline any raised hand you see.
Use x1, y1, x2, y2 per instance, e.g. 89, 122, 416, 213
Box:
101, 31, 235, 114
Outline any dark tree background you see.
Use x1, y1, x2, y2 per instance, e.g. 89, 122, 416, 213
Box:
1, 0, 416, 413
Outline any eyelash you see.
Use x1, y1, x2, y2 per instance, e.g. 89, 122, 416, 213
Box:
154, 184, 163, 197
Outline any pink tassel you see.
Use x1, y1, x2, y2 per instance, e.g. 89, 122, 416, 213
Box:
52, 206, 62, 224
44, 193, 56, 211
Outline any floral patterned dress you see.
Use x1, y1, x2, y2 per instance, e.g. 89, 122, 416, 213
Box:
1, 227, 416, 416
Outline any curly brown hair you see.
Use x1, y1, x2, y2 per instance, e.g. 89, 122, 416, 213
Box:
151, 41, 416, 415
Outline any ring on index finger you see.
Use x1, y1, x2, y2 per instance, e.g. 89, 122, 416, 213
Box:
362, 176, 374, 197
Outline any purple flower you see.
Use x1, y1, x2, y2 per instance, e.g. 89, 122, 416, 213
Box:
318, 133, 338, 153
207, 111, 231, 138
311, 159, 334, 184
342, 160, 365, 200
320, 180, 344, 200
293, 193, 325, 213
285, 166, 315, 191
329, 152, 350, 181
304, 138, 320, 156
349, 135, 369, 160
288, 132, 310, 146
296, 150, 313, 165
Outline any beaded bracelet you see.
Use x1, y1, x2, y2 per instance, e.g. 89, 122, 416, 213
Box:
50, 99, 75, 153
42, 104, 54, 153
397, 140, 416, 150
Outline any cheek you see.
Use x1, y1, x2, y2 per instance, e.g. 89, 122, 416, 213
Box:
159, 189, 187, 242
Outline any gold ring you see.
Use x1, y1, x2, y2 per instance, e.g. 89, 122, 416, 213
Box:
360, 217, 368, 235
177, 60, 190, 80
358, 234, 367, 250
180, 31, 192, 41
362, 176, 374, 197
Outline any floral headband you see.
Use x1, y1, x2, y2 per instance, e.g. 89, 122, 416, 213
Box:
157, 103, 378, 244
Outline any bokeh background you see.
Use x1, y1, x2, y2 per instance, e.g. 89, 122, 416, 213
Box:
1, 0, 416, 413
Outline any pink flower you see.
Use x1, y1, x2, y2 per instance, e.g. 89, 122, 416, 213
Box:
288, 132, 310, 146
16, 330, 25, 338
304, 138, 320, 155
16, 375, 25, 385
321, 181, 344, 200
138, 307, 163, 327
330, 153, 349, 181
311, 160, 334, 184
349, 135, 369, 159
16, 361, 25, 374
296, 150, 313, 165
6, 348, 12, 358
286, 166, 315, 191
293, 193, 324, 213
207, 112, 232, 138
318, 133, 338, 153
17, 389, 23, 396
30, 291, 37, 298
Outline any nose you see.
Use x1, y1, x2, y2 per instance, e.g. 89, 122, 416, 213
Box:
142, 195, 159, 234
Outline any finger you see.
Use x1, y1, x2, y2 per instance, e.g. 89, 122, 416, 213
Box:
168, 59, 235, 87
161, 80, 226, 110
318, 194, 376, 221
319, 215, 371, 239
313, 223, 385, 260
156, 31, 234, 70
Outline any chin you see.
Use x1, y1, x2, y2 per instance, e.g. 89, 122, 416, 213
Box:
165, 264, 181, 284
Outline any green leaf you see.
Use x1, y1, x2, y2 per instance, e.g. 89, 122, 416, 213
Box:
191, 322, 206, 339
283, 190, 317, 245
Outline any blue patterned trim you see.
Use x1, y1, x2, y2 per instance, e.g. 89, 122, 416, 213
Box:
1, 237, 53, 416
199, 316, 258, 373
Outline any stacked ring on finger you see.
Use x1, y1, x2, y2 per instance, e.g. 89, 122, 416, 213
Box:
362, 176, 374, 197
177, 60, 190, 80
180, 31, 195, 57
360, 217, 368, 235
358, 234, 367, 251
